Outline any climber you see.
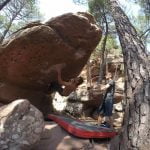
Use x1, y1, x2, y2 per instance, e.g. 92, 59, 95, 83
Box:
97, 72, 115, 128
48, 63, 83, 96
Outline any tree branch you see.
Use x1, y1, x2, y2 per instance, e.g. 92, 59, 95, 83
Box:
140, 28, 150, 38
0, 0, 11, 11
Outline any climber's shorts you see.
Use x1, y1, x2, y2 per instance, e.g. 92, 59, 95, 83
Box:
98, 98, 113, 117
104, 98, 113, 116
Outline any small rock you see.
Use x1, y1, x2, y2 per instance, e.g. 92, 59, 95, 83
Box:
0, 99, 44, 150
114, 102, 124, 112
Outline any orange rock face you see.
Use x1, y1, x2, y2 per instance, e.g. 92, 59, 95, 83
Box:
0, 12, 102, 115
0, 12, 102, 91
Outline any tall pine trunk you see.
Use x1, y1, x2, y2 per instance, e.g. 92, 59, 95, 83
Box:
98, 12, 108, 83
107, 0, 150, 150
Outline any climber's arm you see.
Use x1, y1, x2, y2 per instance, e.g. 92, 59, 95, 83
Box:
100, 80, 115, 91
100, 84, 110, 91
50, 63, 71, 86
57, 68, 71, 86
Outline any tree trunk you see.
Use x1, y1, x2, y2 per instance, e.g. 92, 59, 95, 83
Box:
98, 12, 108, 83
0, 21, 12, 43
87, 60, 92, 88
107, 0, 150, 150
0, 7, 23, 43
0, 0, 11, 11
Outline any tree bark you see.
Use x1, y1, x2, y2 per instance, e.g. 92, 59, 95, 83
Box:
98, 12, 108, 83
107, 0, 150, 150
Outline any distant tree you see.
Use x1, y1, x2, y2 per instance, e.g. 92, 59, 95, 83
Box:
133, 0, 150, 20
0, 0, 11, 11
136, 15, 150, 48
128, 0, 150, 50
88, 0, 118, 83
0, 0, 42, 43
106, 35, 119, 52
89, 0, 108, 83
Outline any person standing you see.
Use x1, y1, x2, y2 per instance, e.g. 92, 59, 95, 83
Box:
97, 72, 115, 128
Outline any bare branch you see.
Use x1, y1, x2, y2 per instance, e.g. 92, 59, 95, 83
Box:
0, 0, 11, 11
140, 28, 150, 38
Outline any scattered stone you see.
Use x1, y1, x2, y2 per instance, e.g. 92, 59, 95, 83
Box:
0, 99, 44, 150
114, 102, 124, 112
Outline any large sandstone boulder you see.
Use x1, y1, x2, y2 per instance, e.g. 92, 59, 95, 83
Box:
0, 12, 101, 91
0, 99, 44, 150
0, 12, 101, 115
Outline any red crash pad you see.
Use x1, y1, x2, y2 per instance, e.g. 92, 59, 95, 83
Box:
48, 114, 117, 138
